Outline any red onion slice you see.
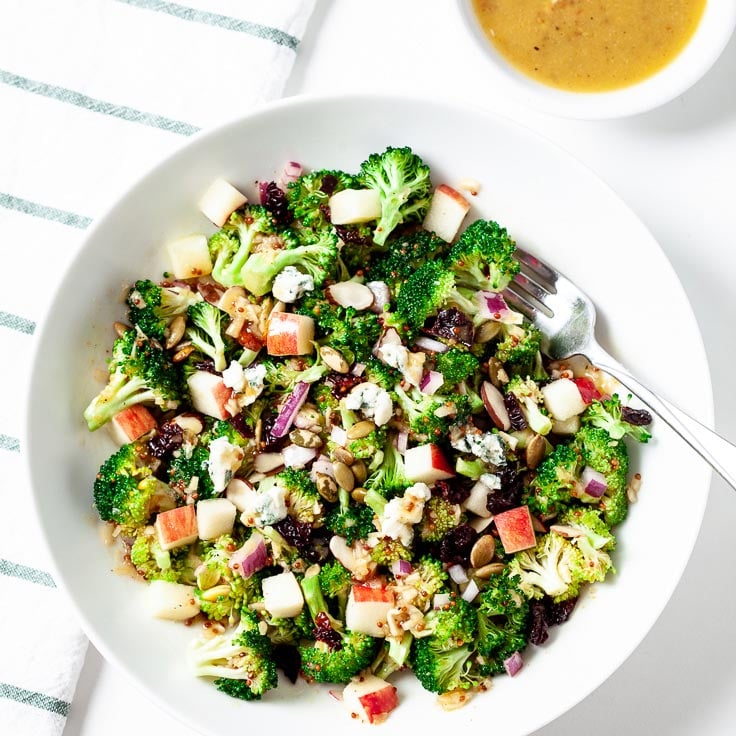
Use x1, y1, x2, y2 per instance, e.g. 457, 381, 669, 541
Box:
448, 564, 468, 584
271, 381, 310, 437
476, 291, 523, 324
229, 533, 268, 578
419, 370, 445, 396
278, 161, 303, 190
503, 651, 524, 677
330, 425, 348, 447
581, 465, 608, 498
433, 593, 452, 609
391, 559, 413, 578
351, 362, 366, 377
310, 455, 335, 480
461, 578, 480, 603
282, 445, 318, 469
413, 336, 449, 353
396, 429, 409, 455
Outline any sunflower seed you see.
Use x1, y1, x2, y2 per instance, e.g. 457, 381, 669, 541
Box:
470, 535, 496, 569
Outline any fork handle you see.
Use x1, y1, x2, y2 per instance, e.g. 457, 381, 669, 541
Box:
595, 360, 736, 490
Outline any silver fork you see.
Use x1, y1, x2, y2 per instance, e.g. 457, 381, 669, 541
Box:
503, 246, 736, 490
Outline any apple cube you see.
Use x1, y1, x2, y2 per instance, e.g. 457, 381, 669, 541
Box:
463, 478, 497, 518
155, 505, 198, 551
343, 675, 399, 725
572, 376, 601, 405
266, 312, 314, 356
225, 478, 256, 513
404, 443, 454, 483
422, 184, 471, 242
110, 405, 157, 444
345, 584, 395, 638
541, 378, 587, 421
551, 415, 581, 435
262, 571, 304, 618
166, 234, 212, 279
187, 370, 232, 420
145, 580, 200, 621
329, 188, 382, 224
198, 178, 247, 227
197, 498, 237, 541
494, 505, 536, 554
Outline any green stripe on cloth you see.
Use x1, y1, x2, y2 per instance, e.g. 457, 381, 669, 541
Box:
0, 68, 200, 136
114, 0, 300, 50
0, 310, 36, 335
0, 434, 20, 452
0, 682, 69, 717
0, 559, 56, 587
0, 191, 92, 229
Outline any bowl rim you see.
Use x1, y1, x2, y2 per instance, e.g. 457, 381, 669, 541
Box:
457, 0, 736, 119
22, 91, 715, 734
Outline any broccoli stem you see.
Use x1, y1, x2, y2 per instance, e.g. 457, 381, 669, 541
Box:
363, 489, 387, 518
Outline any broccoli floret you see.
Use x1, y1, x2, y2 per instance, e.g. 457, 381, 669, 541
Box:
299, 573, 378, 683
446, 219, 520, 293
240, 229, 340, 297
168, 444, 216, 500
394, 384, 471, 441
370, 537, 413, 566
582, 395, 652, 443
395, 261, 456, 330
129, 532, 192, 583
508, 533, 583, 602
319, 559, 353, 619
495, 324, 546, 380
93, 442, 174, 526
363, 357, 402, 392
475, 569, 530, 676
505, 376, 552, 435
372, 631, 414, 680
367, 229, 449, 288
410, 597, 481, 694
325, 487, 375, 543
558, 507, 616, 583
418, 495, 462, 542
434, 348, 480, 385
365, 437, 410, 495
208, 206, 277, 288
84, 329, 183, 431
525, 443, 581, 516
294, 291, 383, 364
358, 146, 432, 246
347, 426, 386, 462
126, 280, 202, 340
574, 426, 630, 527
189, 611, 277, 700
261, 357, 327, 394
186, 301, 229, 373
287, 169, 359, 232
273, 468, 323, 524
411, 556, 449, 608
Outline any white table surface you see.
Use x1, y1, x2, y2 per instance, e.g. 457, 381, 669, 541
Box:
63, 1, 736, 734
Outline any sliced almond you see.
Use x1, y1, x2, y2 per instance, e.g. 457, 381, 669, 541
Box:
525, 433, 547, 470
326, 281, 375, 311
253, 452, 285, 474
481, 381, 511, 431
470, 535, 496, 569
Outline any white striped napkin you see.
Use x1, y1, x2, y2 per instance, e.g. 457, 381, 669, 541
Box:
0, 1, 315, 732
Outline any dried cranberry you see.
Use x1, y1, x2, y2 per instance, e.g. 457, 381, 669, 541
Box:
227, 413, 254, 439
546, 596, 578, 625
320, 175, 338, 195
193, 359, 218, 375
325, 372, 364, 399
334, 224, 372, 246
147, 421, 183, 459
274, 516, 313, 553
261, 181, 293, 227
424, 308, 474, 347
439, 523, 478, 565
503, 393, 527, 431
260, 413, 289, 452
272, 644, 301, 683
435, 479, 471, 505
621, 406, 653, 426
314, 612, 342, 651
529, 600, 549, 645
486, 466, 524, 515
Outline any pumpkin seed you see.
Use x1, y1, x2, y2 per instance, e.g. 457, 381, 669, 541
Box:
332, 446, 355, 466
351, 487, 367, 503
347, 420, 376, 440
351, 459, 368, 484
315, 473, 339, 503
289, 428, 322, 449
320, 346, 350, 374
525, 433, 547, 470
474, 562, 506, 579
333, 461, 355, 492
470, 535, 496, 569
113, 321, 131, 337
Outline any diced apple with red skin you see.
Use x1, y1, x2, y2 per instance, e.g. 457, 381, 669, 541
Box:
494, 505, 536, 554
343, 675, 399, 724
155, 505, 198, 551
541, 378, 587, 421
198, 178, 247, 227
572, 377, 601, 405
329, 188, 382, 224
404, 443, 455, 483
110, 405, 157, 444
187, 370, 233, 420
266, 312, 314, 356
422, 184, 471, 242
346, 584, 395, 637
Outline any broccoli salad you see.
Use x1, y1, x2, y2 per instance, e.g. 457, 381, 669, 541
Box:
84, 147, 652, 724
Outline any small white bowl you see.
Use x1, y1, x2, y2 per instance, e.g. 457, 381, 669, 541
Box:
458, 0, 736, 119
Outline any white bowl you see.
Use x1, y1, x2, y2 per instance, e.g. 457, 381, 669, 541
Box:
25, 94, 712, 735
458, 0, 736, 119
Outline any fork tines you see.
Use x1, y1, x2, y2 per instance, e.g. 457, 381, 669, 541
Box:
504, 247, 557, 319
